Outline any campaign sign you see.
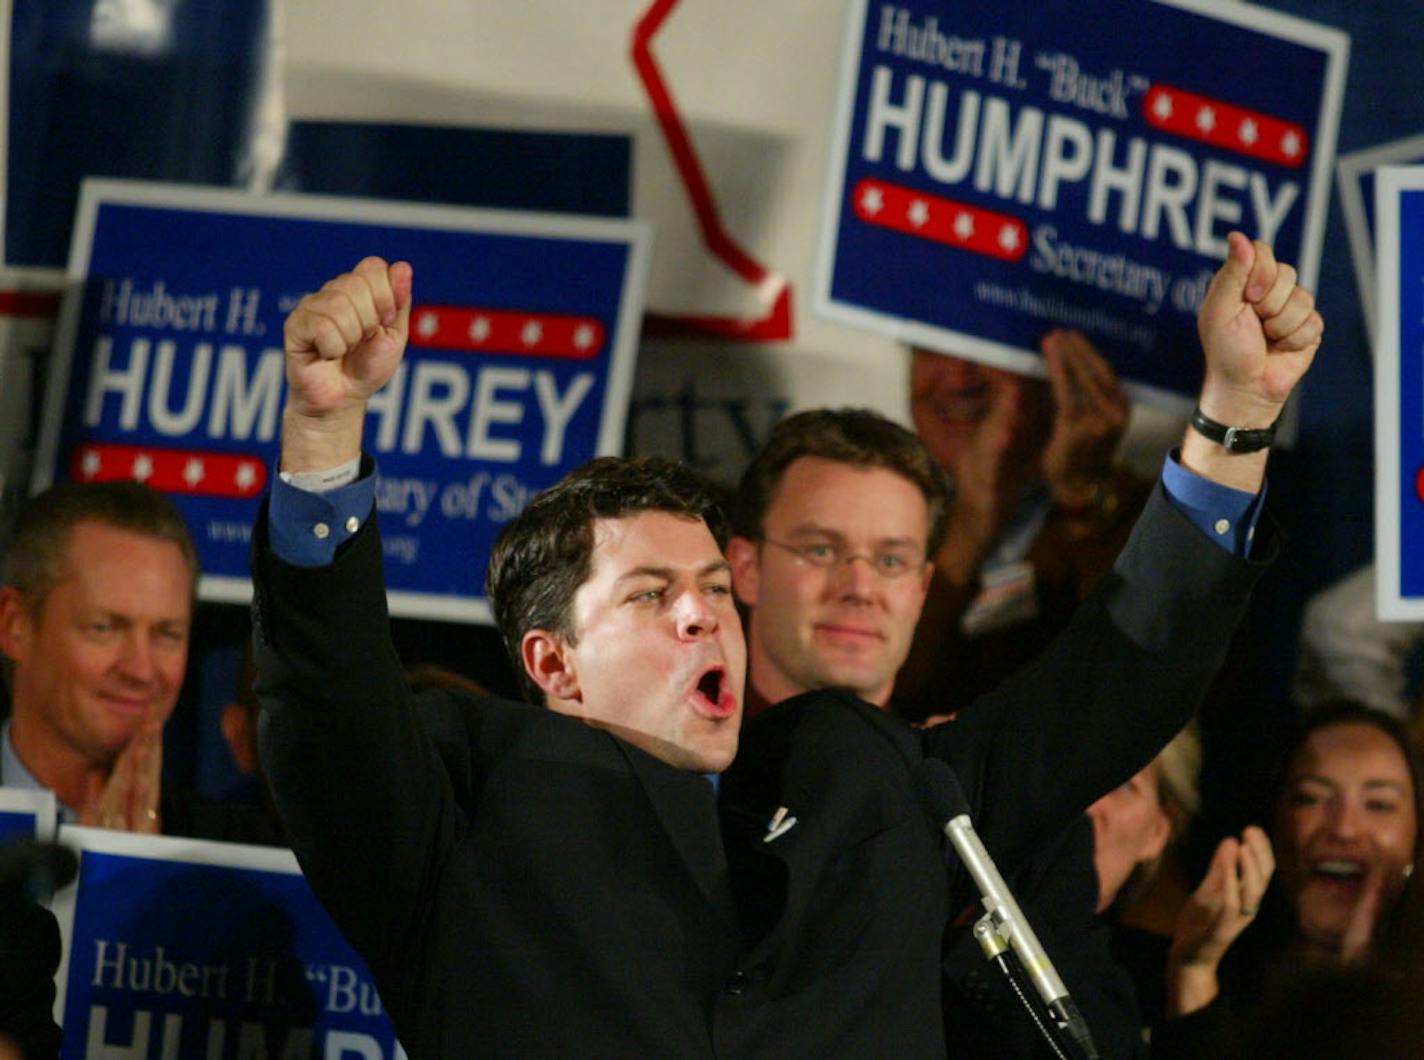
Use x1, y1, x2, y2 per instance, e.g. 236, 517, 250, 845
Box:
0, 268, 63, 516
33, 180, 650, 622
0, 787, 58, 844
1373, 167, 1424, 621
815, 0, 1347, 405
1338, 133, 1424, 347
51, 828, 403, 1059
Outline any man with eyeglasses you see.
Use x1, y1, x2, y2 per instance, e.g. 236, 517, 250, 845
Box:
721, 232, 1320, 1053
726, 409, 942, 717
725, 405, 1156, 1054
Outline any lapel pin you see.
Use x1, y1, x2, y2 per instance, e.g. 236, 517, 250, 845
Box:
764, 805, 798, 843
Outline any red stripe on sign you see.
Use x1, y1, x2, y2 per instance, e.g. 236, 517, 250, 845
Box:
0, 291, 62, 317
407, 306, 605, 359
71, 443, 267, 499
852, 179, 1028, 262
1142, 86, 1308, 168
643, 284, 793, 341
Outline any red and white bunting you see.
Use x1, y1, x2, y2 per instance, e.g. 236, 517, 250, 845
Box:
71, 443, 267, 499
852, 179, 1028, 262
1143, 85, 1308, 169
407, 306, 605, 359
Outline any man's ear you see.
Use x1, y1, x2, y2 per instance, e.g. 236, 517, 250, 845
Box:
521, 629, 580, 705
726, 536, 760, 607
1139, 807, 1174, 867
220, 703, 259, 775
0, 586, 33, 664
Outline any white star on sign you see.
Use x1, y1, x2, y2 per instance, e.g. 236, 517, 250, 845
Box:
573, 323, 596, 350
235, 463, 257, 492
521, 320, 543, 346
1196, 106, 1216, 133
417, 311, 439, 339
907, 199, 930, 228
1281, 131, 1302, 158
860, 186, 884, 216
1152, 93, 1173, 120
953, 212, 975, 241
132, 453, 154, 482
998, 225, 1021, 252
183, 458, 205, 487
81, 449, 101, 479
468, 316, 491, 342
1239, 118, 1259, 145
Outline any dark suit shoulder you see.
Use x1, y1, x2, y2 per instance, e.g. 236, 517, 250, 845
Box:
727, 688, 924, 845
735, 688, 920, 765
416, 689, 672, 814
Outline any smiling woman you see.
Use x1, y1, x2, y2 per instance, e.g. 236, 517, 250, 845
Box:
1154, 701, 1424, 1058
1274, 703, 1422, 958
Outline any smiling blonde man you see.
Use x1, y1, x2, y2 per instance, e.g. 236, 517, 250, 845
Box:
0, 481, 196, 831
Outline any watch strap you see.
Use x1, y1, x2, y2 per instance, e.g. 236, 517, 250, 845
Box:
1189, 406, 1279, 453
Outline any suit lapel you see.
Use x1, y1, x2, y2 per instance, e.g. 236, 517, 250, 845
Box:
619, 742, 740, 931
725, 690, 922, 968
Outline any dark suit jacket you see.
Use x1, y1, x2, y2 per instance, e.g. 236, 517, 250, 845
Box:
252, 511, 741, 1057
719, 484, 1269, 1057
252, 482, 1265, 1058
0, 895, 62, 1059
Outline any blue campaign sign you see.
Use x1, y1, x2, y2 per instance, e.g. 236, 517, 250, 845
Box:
0, 788, 57, 843
1374, 167, 1424, 621
1338, 133, 1424, 348
815, 0, 1348, 405
33, 180, 651, 623
52, 828, 403, 1059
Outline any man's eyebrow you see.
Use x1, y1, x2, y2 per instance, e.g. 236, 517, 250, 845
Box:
782, 523, 844, 539
783, 523, 921, 548
614, 560, 730, 584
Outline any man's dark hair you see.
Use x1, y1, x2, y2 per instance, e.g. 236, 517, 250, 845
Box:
2, 480, 200, 613
731, 408, 948, 553
486, 457, 728, 705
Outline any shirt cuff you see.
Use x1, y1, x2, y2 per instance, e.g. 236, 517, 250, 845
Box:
277, 454, 361, 492
1161, 449, 1265, 557
269, 458, 376, 567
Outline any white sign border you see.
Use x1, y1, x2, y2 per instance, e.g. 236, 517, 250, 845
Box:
1338, 133, 1424, 350
0, 786, 58, 841
1373, 165, 1424, 621
49, 825, 301, 1027
33, 177, 654, 624
812, 0, 1349, 411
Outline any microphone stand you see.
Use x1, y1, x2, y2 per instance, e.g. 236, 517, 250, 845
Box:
918, 759, 1100, 1060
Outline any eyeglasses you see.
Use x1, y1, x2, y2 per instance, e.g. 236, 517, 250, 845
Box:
763, 537, 926, 580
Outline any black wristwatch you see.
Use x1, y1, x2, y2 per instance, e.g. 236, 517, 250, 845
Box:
1189, 406, 1280, 453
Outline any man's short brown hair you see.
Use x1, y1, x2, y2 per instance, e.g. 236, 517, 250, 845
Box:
486, 457, 728, 705
2, 481, 200, 614
731, 408, 948, 553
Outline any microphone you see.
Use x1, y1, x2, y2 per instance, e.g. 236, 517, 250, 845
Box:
916, 758, 1098, 1060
